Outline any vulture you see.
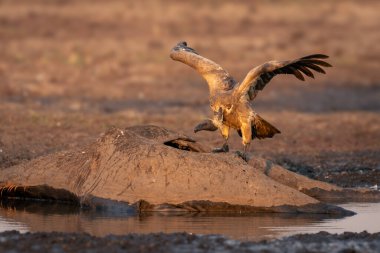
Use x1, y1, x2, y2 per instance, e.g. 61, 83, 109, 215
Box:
170, 41, 331, 160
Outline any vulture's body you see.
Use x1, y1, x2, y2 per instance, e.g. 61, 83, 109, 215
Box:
170, 42, 331, 158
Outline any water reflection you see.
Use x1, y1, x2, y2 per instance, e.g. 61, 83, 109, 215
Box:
1, 200, 379, 241
266, 202, 380, 238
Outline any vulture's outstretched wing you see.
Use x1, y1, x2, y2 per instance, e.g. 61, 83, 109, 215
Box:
170, 41, 236, 95
234, 54, 332, 100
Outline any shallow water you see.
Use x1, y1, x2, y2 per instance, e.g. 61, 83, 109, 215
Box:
0, 201, 379, 241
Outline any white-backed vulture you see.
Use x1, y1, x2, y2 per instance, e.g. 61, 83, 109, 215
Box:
170, 41, 331, 160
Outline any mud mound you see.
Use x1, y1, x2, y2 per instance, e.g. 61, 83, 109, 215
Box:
0, 125, 377, 215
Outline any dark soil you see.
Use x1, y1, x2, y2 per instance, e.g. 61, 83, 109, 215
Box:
1, 230, 379, 253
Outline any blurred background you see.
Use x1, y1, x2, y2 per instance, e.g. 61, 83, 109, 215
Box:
0, 0, 379, 187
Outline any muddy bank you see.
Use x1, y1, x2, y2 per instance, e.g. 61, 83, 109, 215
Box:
0, 230, 379, 253
276, 154, 380, 189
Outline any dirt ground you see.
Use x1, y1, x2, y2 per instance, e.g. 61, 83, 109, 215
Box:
1, 230, 379, 253
0, 0, 380, 188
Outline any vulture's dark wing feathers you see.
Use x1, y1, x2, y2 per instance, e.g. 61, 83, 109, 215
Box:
235, 54, 332, 100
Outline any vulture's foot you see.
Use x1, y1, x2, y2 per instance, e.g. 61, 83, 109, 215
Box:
212, 143, 229, 153
235, 151, 249, 162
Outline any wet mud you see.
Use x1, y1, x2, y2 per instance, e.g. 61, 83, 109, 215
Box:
0, 231, 379, 253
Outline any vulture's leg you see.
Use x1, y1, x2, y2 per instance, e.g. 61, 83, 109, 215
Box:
240, 143, 251, 161
212, 124, 230, 153
236, 122, 252, 161
194, 119, 218, 133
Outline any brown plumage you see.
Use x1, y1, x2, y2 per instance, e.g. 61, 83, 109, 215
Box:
170, 41, 331, 158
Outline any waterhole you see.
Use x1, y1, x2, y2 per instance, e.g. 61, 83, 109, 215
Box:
0, 201, 379, 241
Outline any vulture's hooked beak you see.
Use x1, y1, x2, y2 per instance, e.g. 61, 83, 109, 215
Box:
194, 119, 218, 133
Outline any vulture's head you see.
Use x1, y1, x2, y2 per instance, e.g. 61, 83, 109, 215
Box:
171, 41, 199, 55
